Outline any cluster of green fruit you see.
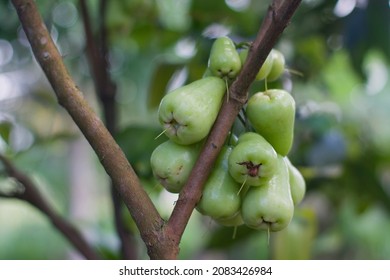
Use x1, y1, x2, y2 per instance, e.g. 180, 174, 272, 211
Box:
150, 36, 305, 233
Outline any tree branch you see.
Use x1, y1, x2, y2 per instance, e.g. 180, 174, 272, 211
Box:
165, 0, 302, 253
11, 0, 168, 259
11, 0, 302, 260
0, 154, 100, 259
79, 0, 136, 260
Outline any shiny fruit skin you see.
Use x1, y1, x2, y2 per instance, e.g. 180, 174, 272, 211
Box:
228, 132, 278, 186
215, 212, 244, 227
267, 49, 285, 82
246, 89, 295, 156
150, 140, 200, 193
208, 36, 242, 79
284, 157, 306, 206
158, 77, 226, 145
197, 146, 241, 220
241, 155, 294, 232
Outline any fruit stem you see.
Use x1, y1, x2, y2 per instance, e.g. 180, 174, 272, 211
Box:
227, 123, 235, 146
154, 128, 167, 140
237, 176, 247, 196
237, 111, 246, 127
232, 226, 238, 240
224, 77, 230, 103
267, 225, 270, 247
285, 68, 304, 77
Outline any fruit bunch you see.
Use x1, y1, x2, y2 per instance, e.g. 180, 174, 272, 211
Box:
150, 36, 305, 233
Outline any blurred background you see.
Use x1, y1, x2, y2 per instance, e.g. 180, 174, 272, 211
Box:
0, 0, 389, 259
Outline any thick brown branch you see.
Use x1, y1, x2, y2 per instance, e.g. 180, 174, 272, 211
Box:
11, 0, 168, 259
0, 155, 100, 259
166, 0, 302, 253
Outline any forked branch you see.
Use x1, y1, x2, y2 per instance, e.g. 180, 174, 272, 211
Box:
11, 0, 169, 259
10, 0, 302, 260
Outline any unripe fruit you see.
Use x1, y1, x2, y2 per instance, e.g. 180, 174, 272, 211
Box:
150, 140, 200, 193
267, 49, 285, 82
197, 146, 241, 220
215, 212, 244, 227
239, 48, 273, 81
284, 157, 306, 206
241, 155, 294, 232
246, 89, 295, 156
208, 36, 242, 79
228, 132, 278, 186
158, 77, 226, 145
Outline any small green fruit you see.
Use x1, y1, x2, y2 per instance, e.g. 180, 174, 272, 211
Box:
241, 155, 294, 232
266, 49, 285, 82
215, 212, 244, 227
284, 157, 306, 206
208, 36, 242, 79
158, 77, 226, 145
239, 48, 273, 81
150, 140, 200, 193
246, 89, 295, 156
228, 132, 278, 186
197, 146, 241, 220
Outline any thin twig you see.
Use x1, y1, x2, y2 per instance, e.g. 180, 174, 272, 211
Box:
0, 154, 100, 259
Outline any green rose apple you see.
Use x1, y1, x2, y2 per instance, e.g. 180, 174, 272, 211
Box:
228, 132, 278, 187
284, 157, 306, 206
246, 89, 295, 156
158, 77, 226, 145
241, 154, 294, 232
196, 146, 241, 220
266, 49, 285, 82
150, 140, 200, 193
208, 36, 242, 79
215, 212, 244, 227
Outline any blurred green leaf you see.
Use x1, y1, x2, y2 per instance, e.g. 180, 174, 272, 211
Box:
205, 222, 257, 250
322, 50, 361, 102
296, 35, 328, 78
156, 0, 192, 32
0, 121, 12, 144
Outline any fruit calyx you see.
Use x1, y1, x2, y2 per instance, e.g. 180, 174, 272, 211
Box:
163, 113, 187, 136
237, 161, 262, 177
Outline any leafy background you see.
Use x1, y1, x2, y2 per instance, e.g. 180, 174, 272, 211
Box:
0, 0, 390, 259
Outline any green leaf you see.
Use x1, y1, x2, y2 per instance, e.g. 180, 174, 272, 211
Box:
156, 0, 192, 32
205, 223, 257, 249
322, 50, 362, 103
0, 121, 12, 144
